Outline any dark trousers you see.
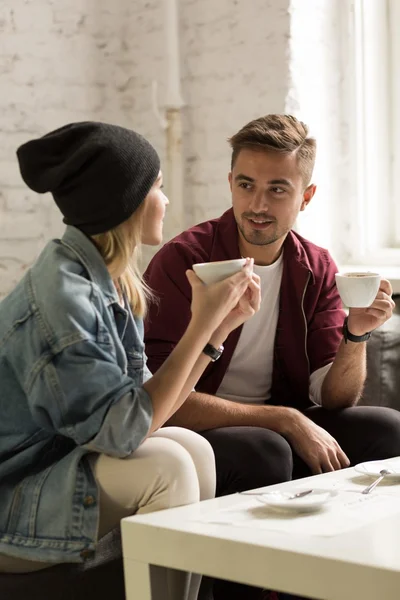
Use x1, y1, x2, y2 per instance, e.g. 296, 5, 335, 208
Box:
199, 405, 400, 600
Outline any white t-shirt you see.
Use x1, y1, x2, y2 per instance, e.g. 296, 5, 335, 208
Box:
216, 253, 331, 405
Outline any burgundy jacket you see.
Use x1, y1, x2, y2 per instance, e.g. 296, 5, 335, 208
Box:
144, 209, 345, 411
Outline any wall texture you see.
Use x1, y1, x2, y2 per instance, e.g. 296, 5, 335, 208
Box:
0, 0, 165, 296
0, 0, 345, 299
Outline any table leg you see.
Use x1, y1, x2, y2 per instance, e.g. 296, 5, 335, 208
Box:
123, 558, 172, 600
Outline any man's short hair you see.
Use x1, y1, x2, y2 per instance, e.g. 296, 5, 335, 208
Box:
228, 114, 316, 188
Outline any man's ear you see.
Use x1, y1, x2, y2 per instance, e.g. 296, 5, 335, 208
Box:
228, 171, 233, 192
300, 184, 317, 211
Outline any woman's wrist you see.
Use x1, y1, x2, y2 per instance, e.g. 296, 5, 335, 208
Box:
209, 325, 228, 349
185, 318, 215, 347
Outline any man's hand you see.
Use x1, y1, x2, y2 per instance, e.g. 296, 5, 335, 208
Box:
347, 279, 395, 336
284, 410, 350, 474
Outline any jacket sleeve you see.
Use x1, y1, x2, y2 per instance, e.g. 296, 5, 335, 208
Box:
27, 294, 153, 458
307, 254, 346, 374
144, 242, 195, 374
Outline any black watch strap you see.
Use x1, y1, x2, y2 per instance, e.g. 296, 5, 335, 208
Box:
203, 343, 224, 362
343, 316, 371, 344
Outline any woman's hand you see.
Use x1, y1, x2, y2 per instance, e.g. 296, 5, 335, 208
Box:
185, 258, 255, 337
212, 272, 261, 339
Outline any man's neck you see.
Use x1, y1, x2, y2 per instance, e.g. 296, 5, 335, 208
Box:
238, 233, 287, 266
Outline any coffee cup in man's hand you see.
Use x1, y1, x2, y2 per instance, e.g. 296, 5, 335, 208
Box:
335, 272, 381, 308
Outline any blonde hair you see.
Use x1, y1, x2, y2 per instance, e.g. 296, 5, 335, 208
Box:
92, 204, 152, 318
229, 114, 316, 188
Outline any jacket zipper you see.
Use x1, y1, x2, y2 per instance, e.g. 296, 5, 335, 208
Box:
301, 271, 311, 374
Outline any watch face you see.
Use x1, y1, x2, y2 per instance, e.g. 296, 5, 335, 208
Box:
203, 343, 223, 361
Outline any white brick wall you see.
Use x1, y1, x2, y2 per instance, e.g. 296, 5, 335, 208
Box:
0, 0, 167, 297
1, 0, 345, 298
179, 0, 291, 226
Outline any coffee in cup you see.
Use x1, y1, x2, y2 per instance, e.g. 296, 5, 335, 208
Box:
335, 272, 381, 308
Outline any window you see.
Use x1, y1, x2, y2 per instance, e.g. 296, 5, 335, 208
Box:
389, 0, 400, 249
346, 0, 400, 265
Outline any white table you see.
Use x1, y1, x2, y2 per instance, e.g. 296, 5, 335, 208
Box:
121, 467, 400, 599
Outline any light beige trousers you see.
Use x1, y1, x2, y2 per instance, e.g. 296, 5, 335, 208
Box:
0, 427, 216, 600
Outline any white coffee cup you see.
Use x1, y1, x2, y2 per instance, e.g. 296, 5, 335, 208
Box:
192, 258, 247, 284
335, 272, 381, 308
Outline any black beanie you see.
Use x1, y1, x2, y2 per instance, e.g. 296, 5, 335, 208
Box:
16, 121, 161, 235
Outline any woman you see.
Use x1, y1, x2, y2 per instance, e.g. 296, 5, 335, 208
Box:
0, 122, 260, 599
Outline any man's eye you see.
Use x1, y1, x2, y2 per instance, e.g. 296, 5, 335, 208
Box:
271, 187, 285, 194
239, 182, 252, 190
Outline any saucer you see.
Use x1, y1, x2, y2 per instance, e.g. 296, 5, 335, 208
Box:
255, 489, 337, 513
354, 460, 400, 480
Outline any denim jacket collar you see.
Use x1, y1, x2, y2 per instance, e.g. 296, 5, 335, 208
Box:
61, 226, 119, 306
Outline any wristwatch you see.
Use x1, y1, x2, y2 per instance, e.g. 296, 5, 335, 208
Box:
203, 343, 224, 361
343, 316, 372, 344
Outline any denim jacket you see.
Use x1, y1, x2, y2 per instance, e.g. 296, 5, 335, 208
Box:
0, 226, 153, 564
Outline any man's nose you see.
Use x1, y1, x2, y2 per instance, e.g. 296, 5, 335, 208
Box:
249, 190, 268, 213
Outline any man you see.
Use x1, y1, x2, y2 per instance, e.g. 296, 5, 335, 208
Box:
144, 114, 400, 496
